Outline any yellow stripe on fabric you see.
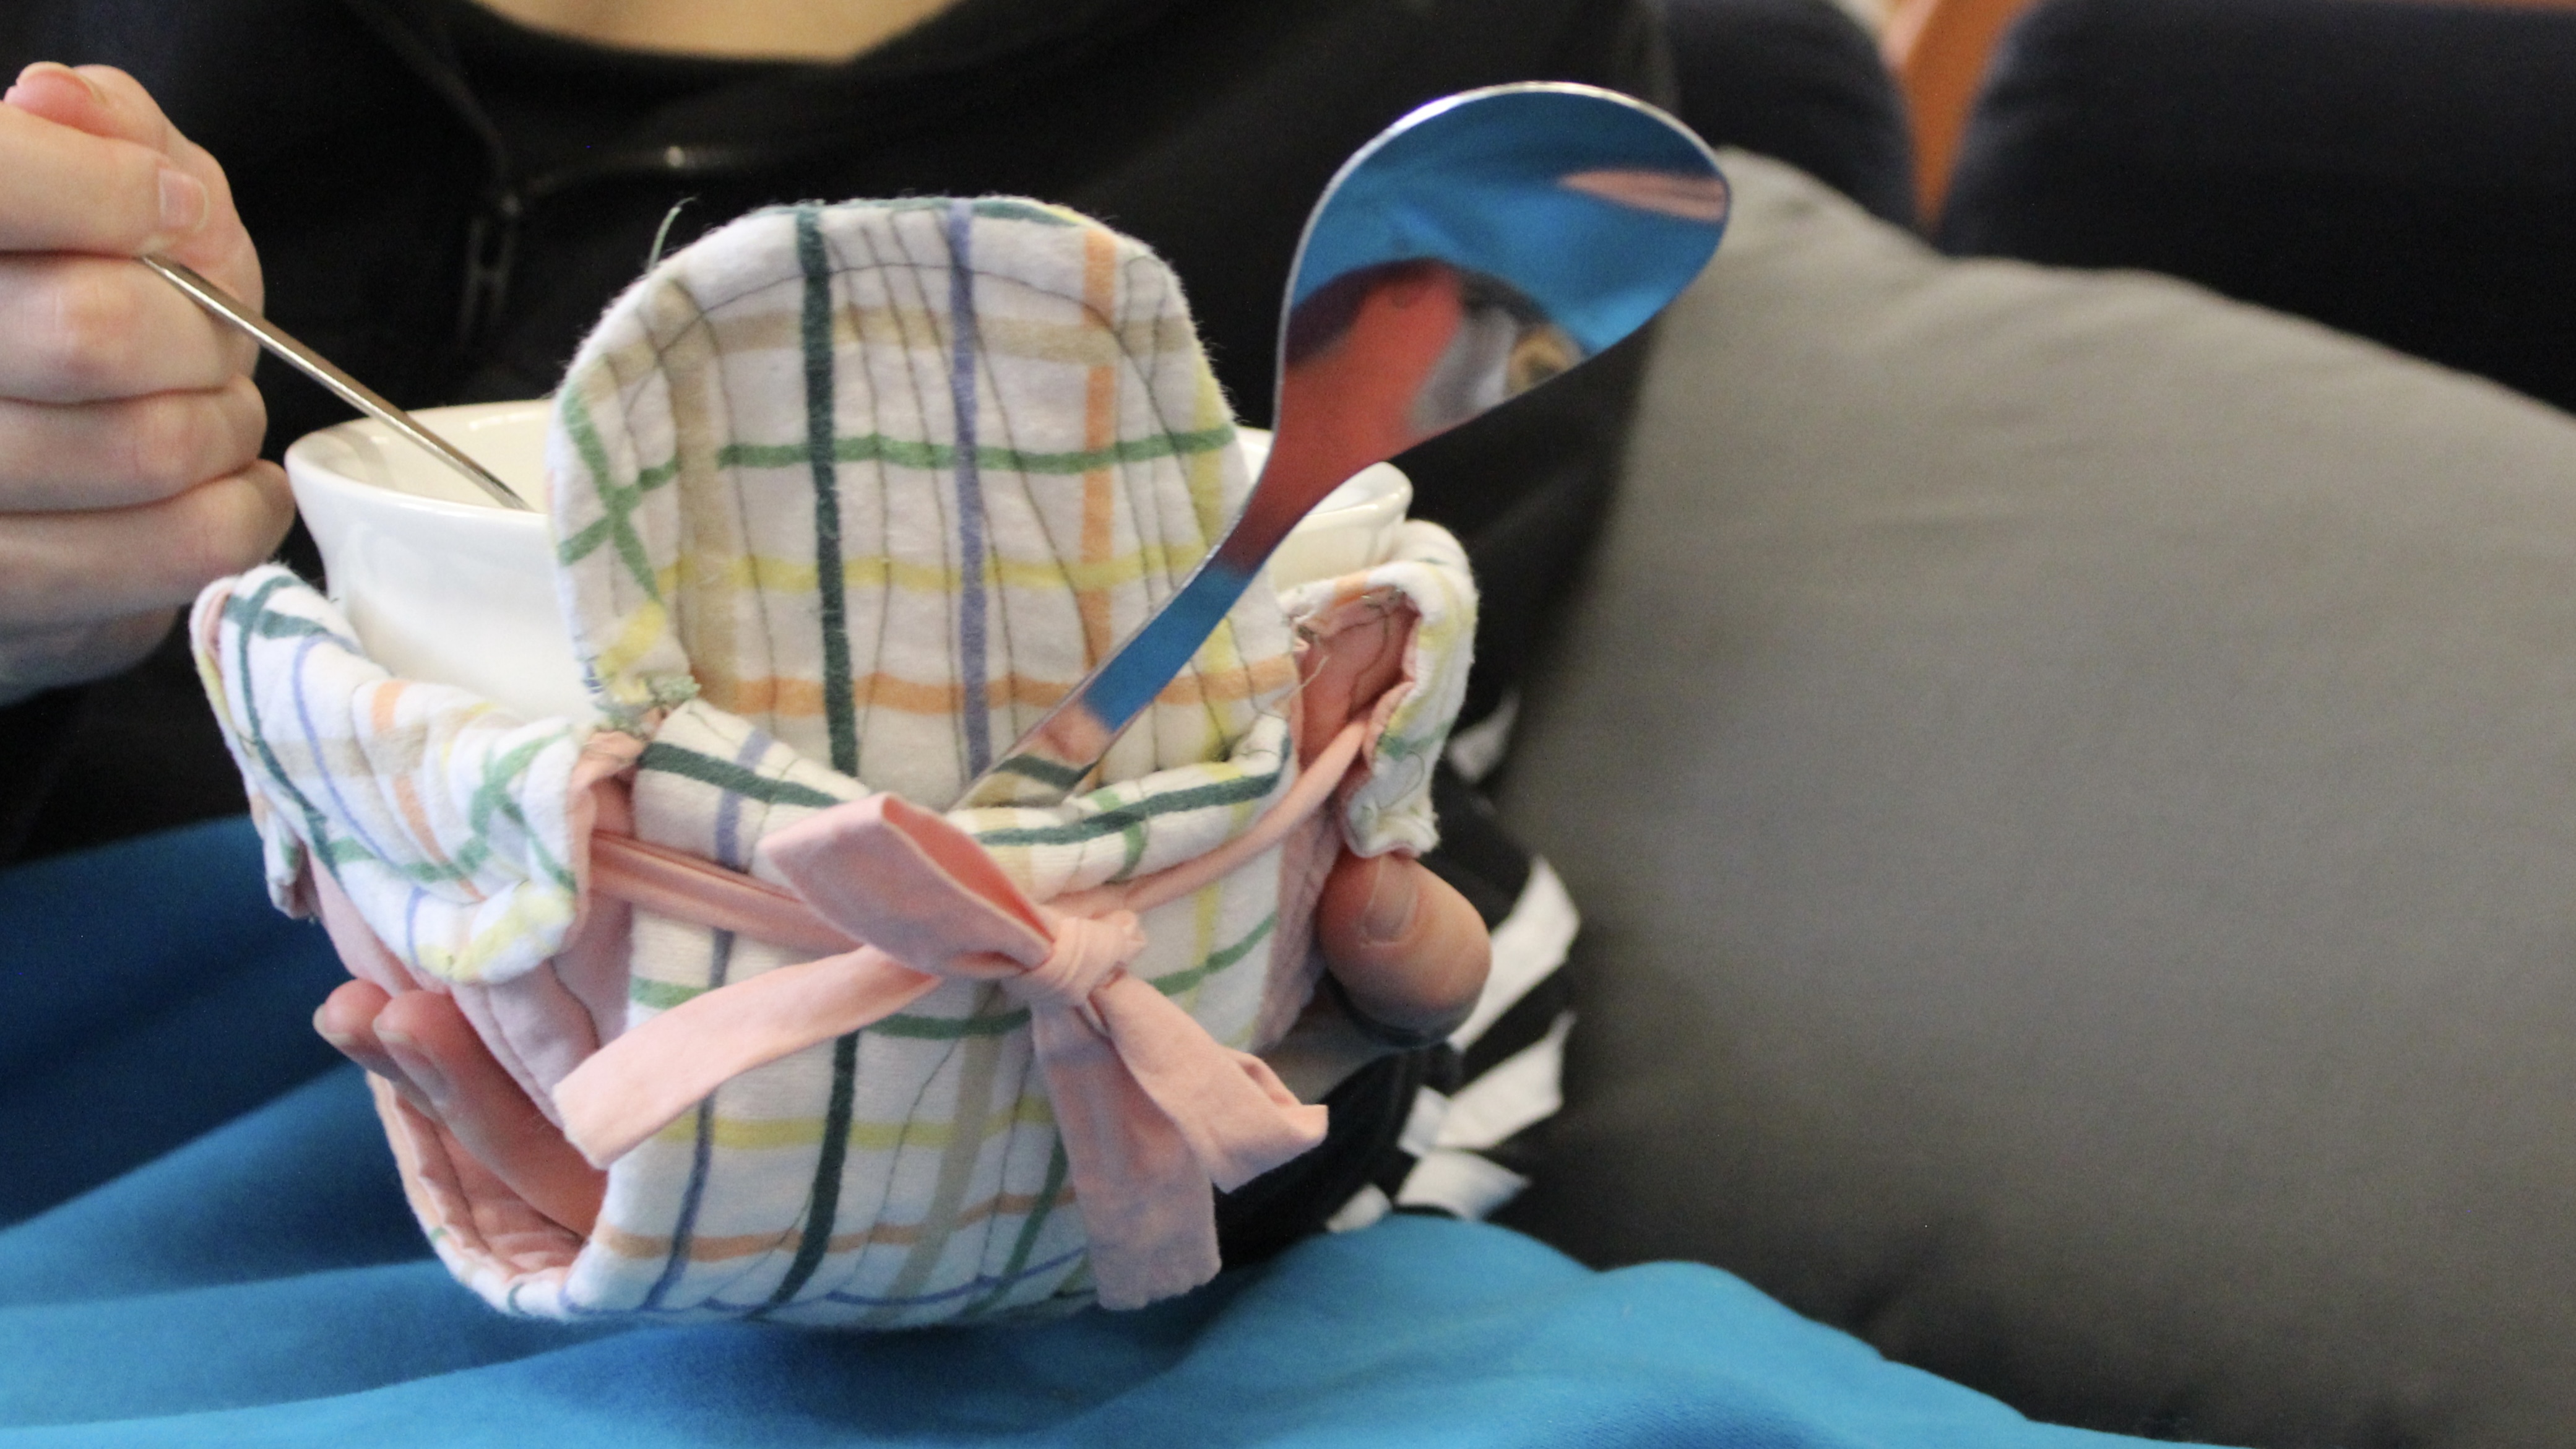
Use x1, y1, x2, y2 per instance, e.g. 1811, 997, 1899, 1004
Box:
1178, 652, 1294, 707
421, 888, 576, 984
663, 1094, 1056, 1152
691, 300, 1205, 373
699, 653, 1294, 719
1078, 225, 1120, 664
591, 594, 676, 690
876, 1021, 1008, 1307
1176, 881, 1220, 1015
590, 1185, 1077, 1262
672, 545, 1213, 598
1173, 613, 1264, 758
659, 275, 749, 696
1184, 368, 1233, 544
1178, 369, 1261, 741
701, 673, 1047, 717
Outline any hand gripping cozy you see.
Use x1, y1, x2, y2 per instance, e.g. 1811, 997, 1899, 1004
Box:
191, 197, 1477, 1327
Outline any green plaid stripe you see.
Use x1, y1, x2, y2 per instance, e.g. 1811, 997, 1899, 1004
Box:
553, 196, 1310, 1323
195, 192, 1476, 1330
714, 426, 1234, 475
197, 568, 592, 986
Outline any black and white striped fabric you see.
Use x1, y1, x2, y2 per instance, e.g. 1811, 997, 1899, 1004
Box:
1322, 756, 1577, 1232
1210, 717, 1575, 1264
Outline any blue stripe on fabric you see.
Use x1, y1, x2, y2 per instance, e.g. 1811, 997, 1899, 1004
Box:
641, 721, 776, 1313
712, 729, 769, 872
946, 199, 993, 777
227, 576, 341, 855
288, 633, 405, 868
641, 927, 737, 1312
402, 887, 425, 964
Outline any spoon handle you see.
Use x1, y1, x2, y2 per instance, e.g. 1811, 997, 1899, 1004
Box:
954, 82, 1725, 810
953, 495, 1301, 808
138, 256, 534, 513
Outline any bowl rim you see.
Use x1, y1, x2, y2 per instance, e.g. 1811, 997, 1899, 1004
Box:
282, 404, 1410, 529
282, 400, 554, 528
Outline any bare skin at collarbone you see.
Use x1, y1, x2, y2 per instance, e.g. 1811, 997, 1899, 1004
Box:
466, 0, 969, 60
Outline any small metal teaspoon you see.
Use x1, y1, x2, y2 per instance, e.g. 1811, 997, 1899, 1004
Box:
955, 82, 1730, 808
139, 255, 535, 512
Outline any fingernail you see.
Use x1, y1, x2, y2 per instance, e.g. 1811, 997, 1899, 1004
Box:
6, 63, 97, 113
376, 1025, 451, 1104
311, 1002, 352, 1049
158, 167, 207, 234
9, 61, 79, 95
1359, 858, 1420, 945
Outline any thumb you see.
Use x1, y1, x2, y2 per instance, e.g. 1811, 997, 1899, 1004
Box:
8, 62, 179, 153
1315, 851, 1490, 1044
2, 63, 258, 296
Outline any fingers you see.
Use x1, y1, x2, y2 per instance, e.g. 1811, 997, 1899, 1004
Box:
0, 68, 209, 257
318, 983, 607, 1237
0, 376, 266, 510
4, 61, 260, 305
0, 378, 282, 695
0, 63, 273, 662
1315, 851, 1491, 1042
314, 979, 412, 1092
34, 65, 260, 293
0, 254, 258, 400
375, 993, 607, 1237
8, 63, 181, 154
1295, 607, 1407, 761
0, 458, 290, 628
1260, 854, 1494, 1103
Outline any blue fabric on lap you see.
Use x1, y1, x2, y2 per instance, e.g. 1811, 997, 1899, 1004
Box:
0, 821, 2205, 1447
0, 819, 348, 1224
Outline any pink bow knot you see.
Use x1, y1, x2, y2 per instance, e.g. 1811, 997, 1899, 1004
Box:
760, 795, 1328, 1307
553, 787, 1336, 1311
1008, 909, 1148, 1021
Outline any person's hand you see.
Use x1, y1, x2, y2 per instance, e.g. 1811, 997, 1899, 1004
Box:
314, 978, 611, 1237
1299, 848, 1492, 1080
313, 851, 1492, 1237
0, 63, 290, 705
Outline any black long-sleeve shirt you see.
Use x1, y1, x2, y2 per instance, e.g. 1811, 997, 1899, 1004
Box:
0, 0, 1667, 862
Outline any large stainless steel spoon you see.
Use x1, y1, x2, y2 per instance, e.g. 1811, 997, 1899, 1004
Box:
139, 256, 534, 511
957, 82, 1729, 808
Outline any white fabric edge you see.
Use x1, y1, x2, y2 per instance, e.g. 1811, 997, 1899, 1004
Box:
1451, 857, 1578, 1050
1435, 1011, 1574, 1153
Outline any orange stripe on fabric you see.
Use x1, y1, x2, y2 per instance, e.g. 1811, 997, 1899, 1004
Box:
701, 654, 1295, 718
1078, 227, 1119, 662
369, 681, 447, 868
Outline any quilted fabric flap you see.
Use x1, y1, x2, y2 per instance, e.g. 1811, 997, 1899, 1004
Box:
191, 566, 592, 986
548, 196, 1297, 805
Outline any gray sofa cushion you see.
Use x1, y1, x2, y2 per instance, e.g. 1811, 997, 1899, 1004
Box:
1494, 150, 2576, 1449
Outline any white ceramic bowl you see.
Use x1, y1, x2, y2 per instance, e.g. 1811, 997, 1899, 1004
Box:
285, 402, 591, 721
283, 402, 1412, 722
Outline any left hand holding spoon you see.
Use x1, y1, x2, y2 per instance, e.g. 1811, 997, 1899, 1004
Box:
0, 62, 288, 704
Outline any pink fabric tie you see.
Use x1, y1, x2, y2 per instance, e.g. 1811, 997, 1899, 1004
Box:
552, 721, 1366, 1308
